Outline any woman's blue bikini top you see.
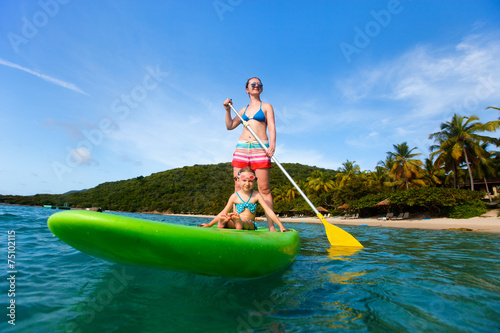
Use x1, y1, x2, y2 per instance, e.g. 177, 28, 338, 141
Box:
235, 190, 258, 214
241, 102, 266, 122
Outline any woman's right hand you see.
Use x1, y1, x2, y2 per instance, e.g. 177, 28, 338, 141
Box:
223, 98, 232, 111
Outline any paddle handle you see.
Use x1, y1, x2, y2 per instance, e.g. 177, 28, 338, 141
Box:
229, 103, 320, 216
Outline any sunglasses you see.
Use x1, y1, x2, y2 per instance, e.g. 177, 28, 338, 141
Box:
239, 174, 256, 181
250, 82, 263, 88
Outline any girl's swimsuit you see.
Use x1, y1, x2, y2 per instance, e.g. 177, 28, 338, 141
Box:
235, 190, 258, 230
235, 190, 257, 214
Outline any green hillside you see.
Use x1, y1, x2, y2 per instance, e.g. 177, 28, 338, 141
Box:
0, 163, 335, 215
2, 162, 488, 218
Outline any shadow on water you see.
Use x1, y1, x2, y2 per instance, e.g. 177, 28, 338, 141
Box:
53, 213, 301, 331
58, 264, 297, 333
57, 224, 369, 333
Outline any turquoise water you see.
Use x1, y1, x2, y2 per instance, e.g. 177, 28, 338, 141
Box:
1, 205, 499, 332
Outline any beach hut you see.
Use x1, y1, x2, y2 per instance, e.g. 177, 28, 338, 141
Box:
375, 198, 391, 207
337, 203, 352, 218
337, 203, 349, 210
375, 198, 393, 219
289, 208, 305, 218
316, 206, 329, 217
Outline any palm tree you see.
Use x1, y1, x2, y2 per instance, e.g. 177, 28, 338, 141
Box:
421, 158, 444, 187
486, 106, 500, 120
474, 143, 497, 202
429, 114, 500, 190
335, 160, 361, 188
286, 181, 304, 201
273, 181, 305, 203
307, 170, 335, 194
377, 154, 396, 172
365, 166, 390, 191
272, 185, 288, 203
429, 133, 460, 188
387, 142, 425, 190
490, 150, 500, 178
377, 155, 398, 188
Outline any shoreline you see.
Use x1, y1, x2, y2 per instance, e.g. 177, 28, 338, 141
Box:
3, 204, 499, 234
170, 210, 500, 234
281, 215, 500, 234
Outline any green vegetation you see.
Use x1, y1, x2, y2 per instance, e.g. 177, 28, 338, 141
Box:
0, 163, 336, 215
1, 112, 499, 219
444, 202, 488, 219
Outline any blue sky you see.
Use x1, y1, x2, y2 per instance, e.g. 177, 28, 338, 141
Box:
1, 0, 500, 196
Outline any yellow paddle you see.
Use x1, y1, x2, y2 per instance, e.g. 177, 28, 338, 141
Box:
229, 103, 363, 248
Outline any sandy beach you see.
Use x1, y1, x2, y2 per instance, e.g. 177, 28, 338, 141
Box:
279, 210, 500, 234
171, 209, 500, 234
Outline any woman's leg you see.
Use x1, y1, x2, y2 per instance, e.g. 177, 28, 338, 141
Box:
233, 167, 241, 192
255, 168, 276, 231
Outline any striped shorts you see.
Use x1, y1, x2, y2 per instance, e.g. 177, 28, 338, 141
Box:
231, 140, 271, 170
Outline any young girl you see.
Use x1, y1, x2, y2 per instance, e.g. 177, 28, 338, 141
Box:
199, 167, 289, 232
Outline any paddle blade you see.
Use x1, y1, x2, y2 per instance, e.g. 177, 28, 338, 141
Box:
318, 214, 363, 248
327, 246, 363, 260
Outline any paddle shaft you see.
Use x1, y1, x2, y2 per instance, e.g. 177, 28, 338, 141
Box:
228, 103, 362, 247
229, 103, 320, 215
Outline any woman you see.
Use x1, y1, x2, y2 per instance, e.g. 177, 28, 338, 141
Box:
223, 77, 278, 231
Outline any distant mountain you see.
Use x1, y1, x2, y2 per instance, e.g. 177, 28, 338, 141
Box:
64, 189, 88, 194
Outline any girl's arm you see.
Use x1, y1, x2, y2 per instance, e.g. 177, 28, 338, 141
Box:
220, 194, 236, 215
199, 194, 236, 227
256, 193, 289, 232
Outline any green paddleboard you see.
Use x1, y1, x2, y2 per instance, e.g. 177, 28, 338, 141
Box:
48, 210, 300, 278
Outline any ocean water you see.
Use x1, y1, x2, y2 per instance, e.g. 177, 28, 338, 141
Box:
1, 205, 499, 333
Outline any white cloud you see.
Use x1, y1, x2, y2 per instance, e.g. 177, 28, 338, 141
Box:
335, 32, 500, 141
106, 106, 239, 169
337, 33, 500, 116
0, 58, 88, 95
69, 147, 94, 165
324, 32, 500, 170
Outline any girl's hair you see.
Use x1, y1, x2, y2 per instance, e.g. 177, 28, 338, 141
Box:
238, 166, 255, 175
234, 166, 257, 181
245, 77, 263, 92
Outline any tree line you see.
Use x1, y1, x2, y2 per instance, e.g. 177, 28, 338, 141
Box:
1, 111, 499, 218
272, 111, 499, 218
